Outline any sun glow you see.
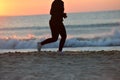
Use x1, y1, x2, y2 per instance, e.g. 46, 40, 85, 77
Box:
0, 1, 7, 16
0, 1, 11, 16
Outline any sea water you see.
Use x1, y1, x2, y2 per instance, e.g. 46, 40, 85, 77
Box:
0, 10, 120, 52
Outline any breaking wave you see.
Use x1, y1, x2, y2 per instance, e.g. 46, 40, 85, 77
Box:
0, 29, 120, 49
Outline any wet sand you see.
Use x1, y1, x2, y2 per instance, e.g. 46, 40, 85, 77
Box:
0, 51, 120, 80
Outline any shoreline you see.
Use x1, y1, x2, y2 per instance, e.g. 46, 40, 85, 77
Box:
0, 50, 120, 55
1, 46, 120, 54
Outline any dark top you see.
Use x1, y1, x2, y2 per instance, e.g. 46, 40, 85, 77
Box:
50, 0, 64, 22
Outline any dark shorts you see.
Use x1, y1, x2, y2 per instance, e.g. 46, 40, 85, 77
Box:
49, 20, 66, 38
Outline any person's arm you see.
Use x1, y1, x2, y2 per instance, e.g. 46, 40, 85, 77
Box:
50, 2, 54, 15
62, 1, 67, 18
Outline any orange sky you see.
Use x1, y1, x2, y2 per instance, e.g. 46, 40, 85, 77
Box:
0, 0, 120, 16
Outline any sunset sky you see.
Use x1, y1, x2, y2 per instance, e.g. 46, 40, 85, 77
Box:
0, 0, 120, 16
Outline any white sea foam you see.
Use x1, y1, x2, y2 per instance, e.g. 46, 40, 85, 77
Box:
0, 29, 120, 49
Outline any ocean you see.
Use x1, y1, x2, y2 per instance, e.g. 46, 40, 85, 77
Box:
0, 10, 120, 52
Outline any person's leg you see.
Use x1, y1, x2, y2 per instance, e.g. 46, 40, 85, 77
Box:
59, 23, 67, 52
41, 35, 58, 45
41, 20, 59, 46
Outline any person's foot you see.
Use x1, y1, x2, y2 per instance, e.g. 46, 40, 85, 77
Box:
57, 50, 64, 54
37, 42, 42, 52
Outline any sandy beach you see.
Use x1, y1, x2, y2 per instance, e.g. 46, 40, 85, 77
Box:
0, 51, 120, 80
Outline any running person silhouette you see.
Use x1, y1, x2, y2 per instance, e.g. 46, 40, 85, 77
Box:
37, 0, 67, 52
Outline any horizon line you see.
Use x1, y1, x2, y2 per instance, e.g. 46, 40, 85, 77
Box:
0, 9, 120, 17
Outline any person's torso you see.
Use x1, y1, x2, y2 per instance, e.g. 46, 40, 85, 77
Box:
50, 0, 64, 22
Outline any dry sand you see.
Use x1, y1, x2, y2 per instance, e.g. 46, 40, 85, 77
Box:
0, 51, 120, 80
